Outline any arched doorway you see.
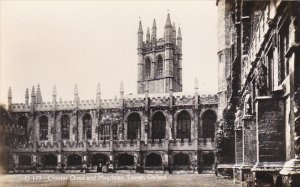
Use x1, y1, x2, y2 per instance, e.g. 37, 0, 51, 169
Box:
176, 111, 191, 141
91, 154, 108, 167
173, 153, 190, 168
201, 110, 217, 140
18, 155, 31, 166
127, 113, 141, 140
117, 154, 134, 167
145, 153, 162, 167
67, 154, 82, 166
42, 154, 57, 167
202, 152, 214, 170
151, 112, 166, 140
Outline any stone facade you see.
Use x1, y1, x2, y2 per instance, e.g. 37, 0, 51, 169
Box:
216, 0, 300, 186
5, 14, 218, 174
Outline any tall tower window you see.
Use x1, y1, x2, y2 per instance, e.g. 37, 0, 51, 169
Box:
145, 58, 151, 78
39, 115, 48, 140
82, 114, 92, 140
151, 112, 166, 140
202, 110, 217, 140
61, 115, 70, 140
157, 56, 163, 77
127, 113, 141, 140
176, 111, 191, 141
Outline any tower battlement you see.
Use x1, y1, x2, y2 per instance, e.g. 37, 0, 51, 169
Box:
137, 14, 183, 94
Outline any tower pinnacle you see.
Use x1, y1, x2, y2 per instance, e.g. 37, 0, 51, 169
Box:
165, 13, 172, 27
177, 27, 182, 39
8, 87, 12, 99
146, 27, 150, 42
138, 20, 143, 34
120, 81, 124, 95
52, 85, 57, 96
151, 19, 157, 41
25, 88, 29, 105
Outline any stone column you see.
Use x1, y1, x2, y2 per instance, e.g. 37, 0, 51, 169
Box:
280, 2, 300, 186
14, 154, 18, 168
57, 154, 62, 171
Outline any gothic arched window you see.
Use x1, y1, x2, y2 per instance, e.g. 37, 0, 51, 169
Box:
61, 115, 70, 140
145, 58, 151, 78
202, 110, 217, 140
39, 115, 48, 140
152, 112, 165, 140
177, 111, 191, 140
157, 56, 163, 77
82, 114, 92, 140
18, 116, 27, 129
127, 113, 141, 140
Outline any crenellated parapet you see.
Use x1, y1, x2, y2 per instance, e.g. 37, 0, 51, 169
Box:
100, 99, 120, 109
14, 142, 35, 152
124, 97, 145, 108
200, 94, 218, 105
143, 139, 169, 151
37, 141, 60, 152
169, 139, 198, 151
174, 95, 194, 106
11, 103, 30, 112
62, 140, 86, 152
150, 96, 170, 107
0, 123, 26, 135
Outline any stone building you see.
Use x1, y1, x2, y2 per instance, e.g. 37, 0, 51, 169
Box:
216, 0, 300, 186
0, 104, 25, 174
6, 14, 218, 174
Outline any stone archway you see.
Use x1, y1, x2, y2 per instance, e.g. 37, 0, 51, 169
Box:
173, 153, 191, 170
91, 153, 109, 167
202, 152, 215, 170
145, 153, 162, 167
117, 153, 134, 168
18, 155, 31, 167
67, 154, 82, 166
41, 154, 57, 167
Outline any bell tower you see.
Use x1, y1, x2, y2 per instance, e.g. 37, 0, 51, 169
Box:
137, 13, 183, 94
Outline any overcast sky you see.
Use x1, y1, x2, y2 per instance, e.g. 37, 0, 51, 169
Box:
0, 0, 218, 105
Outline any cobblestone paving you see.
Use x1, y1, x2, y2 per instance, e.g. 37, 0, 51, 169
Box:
0, 173, 238, 187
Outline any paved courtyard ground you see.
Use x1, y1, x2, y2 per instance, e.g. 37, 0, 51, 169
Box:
0, 173, 238, 187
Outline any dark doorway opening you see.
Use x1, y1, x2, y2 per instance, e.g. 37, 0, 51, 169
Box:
42, 154, 57, 167
19, 155, 31, 166
173, 153, 189, 166
118, 154, 134, 166
91, 154, 108, 167
145, 153, 162, 167
67, 154, 82, 166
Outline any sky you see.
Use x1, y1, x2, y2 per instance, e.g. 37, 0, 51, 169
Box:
0, 0, 218, 105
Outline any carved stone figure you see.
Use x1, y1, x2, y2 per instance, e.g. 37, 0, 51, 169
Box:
244, 92, 252, 115
255, 61, 268, 96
